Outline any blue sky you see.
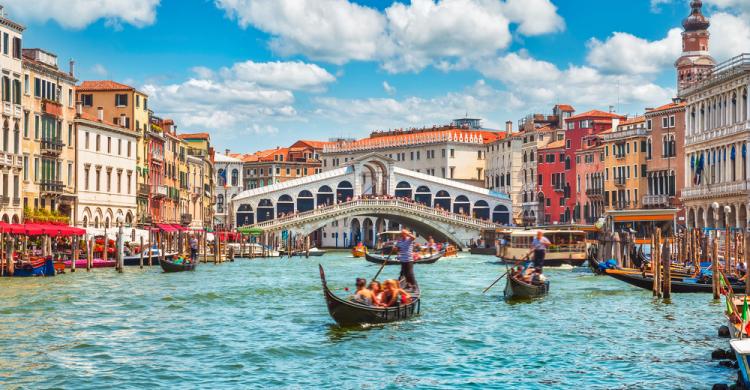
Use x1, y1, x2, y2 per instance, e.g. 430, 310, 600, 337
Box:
10, 0, 750, 152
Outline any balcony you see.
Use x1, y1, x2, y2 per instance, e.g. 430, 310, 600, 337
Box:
150, 150, 163, 162
613, 201, 631, 210
41, 99, 63, 117
151, 185, 168, 198
12, 197, 20, 206
553, 186, 565, 192
40, 138, 64, 155
614, 177, 626, 186
681, 180, 749, 201
642, 194, 670, 208
614, 153, 626, 160
0, 195, 8, 205
2, 102, 10, 117
40, 180, 64, 195
180, 213, 192, 225
586, 188, 603, 198
138, 183, 150, 196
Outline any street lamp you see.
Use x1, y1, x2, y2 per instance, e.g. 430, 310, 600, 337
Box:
712, 202, 719, 229
724, 205, 732, 230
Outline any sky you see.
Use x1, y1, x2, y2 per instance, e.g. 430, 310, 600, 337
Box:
9, 0, 750, 152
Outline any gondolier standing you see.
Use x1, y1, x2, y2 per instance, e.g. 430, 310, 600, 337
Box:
397, 229, 418, 289
529, 230, 551, 271
189, 235, 199, 263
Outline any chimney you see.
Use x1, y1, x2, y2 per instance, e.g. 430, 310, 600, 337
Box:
97, 107, 104, 121
672, 97, 682, 104
505, 121, 513, 134
75, 101, 82, 117
69, 59, 75, 77
120, 114, 126, 128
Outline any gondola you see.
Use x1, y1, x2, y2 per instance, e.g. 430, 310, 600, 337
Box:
159, 256, 196, 273
122, 250, 177, 266
319, 265, 420, 326
504, 273, 549, 300
364, 250, 443, 265
604, 269, 745, 293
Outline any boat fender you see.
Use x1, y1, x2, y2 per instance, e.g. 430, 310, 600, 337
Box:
717, 360, 735, 369
710, 383, 729, 390
712, 348, 729, 360
718, 325, 731, 338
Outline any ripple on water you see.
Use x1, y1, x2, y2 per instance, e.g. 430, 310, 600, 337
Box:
0, 255, 738, 388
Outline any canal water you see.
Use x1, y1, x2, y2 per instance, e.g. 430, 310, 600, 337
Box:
0, 254, 736, 389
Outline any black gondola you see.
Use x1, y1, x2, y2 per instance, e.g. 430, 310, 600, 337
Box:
160, 257, 196, 273
604, 269, 744, 293
319, 265, 420, 326
122, 250, 178, 266
364, 250, 443, 266
504, 273, 550, 300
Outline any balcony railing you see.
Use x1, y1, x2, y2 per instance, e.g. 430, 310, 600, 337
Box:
614, 177, 626, 186
12, 197, 20, 206
685, 122, 750, 146
553, 186, 565, 192
180, 213, 192, 225
642, 194, 670, 207
41, 99, 63, 117
138, 183, 150, 196
152, 185, 168, 198
613, 201, 631, 210
681, 180, 749, 200
40, 138, 64, 155
585, 188, 603, 197
0, 195, 9, 205
614, 153, 626, 160
40, 180, 64, 195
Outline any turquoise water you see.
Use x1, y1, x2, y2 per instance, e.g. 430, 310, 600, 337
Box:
0, 254, 736, 389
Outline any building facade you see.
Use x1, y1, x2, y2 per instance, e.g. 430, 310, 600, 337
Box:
602, 116, 649, 212
536, 140, 566, 224
243, 140, 323, 191
0, 12, 24, 223
179, 132, 214, 228
643, 102, 686, 211
575, 134, 605, 224
74, 108, 137, 228
21, 48, 77, 221
485, 121, 523, 222
214, 152, 244, 228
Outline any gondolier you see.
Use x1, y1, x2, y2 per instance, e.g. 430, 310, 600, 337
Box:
529, 230, 551, 271
396, 229, 418, 289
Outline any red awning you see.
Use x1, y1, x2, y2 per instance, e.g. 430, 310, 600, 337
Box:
156, 223, 177, 233
171, 224, 187, 232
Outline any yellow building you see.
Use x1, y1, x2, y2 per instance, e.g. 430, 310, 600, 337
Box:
21, 48, 77, 221
602, 116, 649, 211
75, 80, 150, 224
179, 133, 214, 228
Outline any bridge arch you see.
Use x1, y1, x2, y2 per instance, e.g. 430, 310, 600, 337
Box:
434, 190, 451, 211
453, 195, 470, 215
414, 185, 431, 205
297, 190, 314, 212
236, 204, 254, 226
317, 185, 334, 207
277, 195, 294, 216
473, 200, 489, 220
395, 181, 412, 199
336, 181, 354, 202
257, 199, 274, 222
493, 204, 510, 225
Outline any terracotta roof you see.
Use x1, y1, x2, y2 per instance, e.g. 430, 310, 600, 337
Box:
179, 132, 210, 140
646, 102, 687, 113
540, 140, 565, 150
567, 110, 626, 121
77, 80, 135, 92
294, 140, 329, 149
77, 112, 121, 128
618, 116, 646, 126
324, 129, 505, 153
556, 104, 575, 112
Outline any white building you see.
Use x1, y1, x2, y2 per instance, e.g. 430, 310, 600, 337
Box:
485, 121, 524, 222
74, 107, 137, 228
0, 9, 24, 223
213, 151, 244, 228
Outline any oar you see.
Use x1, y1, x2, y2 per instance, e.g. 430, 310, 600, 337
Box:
371, 247, 395, 282
484, 252, 532, 293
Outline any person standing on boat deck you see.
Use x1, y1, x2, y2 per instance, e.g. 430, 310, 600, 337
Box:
529, 231, 551, 271
397, 229, 417, 289
189, 235, 199, 263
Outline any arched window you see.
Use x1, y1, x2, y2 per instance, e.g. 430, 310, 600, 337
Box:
231, 169, 239, 186
236, 204, 254, 226
217, 168, 225, 186
453, 195, 470, 215
564, 156, 571, 170
394, 181, 412, 199
414, 186, 432, 205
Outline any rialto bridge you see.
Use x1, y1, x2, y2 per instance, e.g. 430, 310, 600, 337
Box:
229, 153, 513, 248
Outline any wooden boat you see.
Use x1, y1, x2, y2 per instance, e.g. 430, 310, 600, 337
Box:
364, 250, 444, 266
319, 264, 420, 326
63, 258, 117, 268
443, 245, 458, 257
351, 245, 368, 258
10, 258, 56, 277
731, 338, 750, 389
122, 250, 178, 266
604, 269, 745, 293
504, 273, 549, 300
160, 256, 196, 273
498, 229, 588, 267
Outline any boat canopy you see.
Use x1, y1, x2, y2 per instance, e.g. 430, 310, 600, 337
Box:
0, 222, 86, 236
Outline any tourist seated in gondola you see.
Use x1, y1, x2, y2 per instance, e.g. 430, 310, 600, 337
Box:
380, 279, 412, 307
368, 281, 384, 306
349, 278, 374, 305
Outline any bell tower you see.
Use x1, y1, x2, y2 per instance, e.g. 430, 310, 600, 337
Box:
675, 0, 715, 94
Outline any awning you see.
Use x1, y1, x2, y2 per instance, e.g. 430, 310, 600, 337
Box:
171, 224, 187, 232
236, 226, 263, 236
156, 223, 177, 233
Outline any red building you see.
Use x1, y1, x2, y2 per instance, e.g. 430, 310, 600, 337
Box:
147, 117, 169, 224
575, 134, 606, 224
537, 140, 566, 224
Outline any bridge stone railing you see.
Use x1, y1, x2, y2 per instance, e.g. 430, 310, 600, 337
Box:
250, 198, 500, 232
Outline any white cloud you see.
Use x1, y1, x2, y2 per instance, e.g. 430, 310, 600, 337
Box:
383, 81, 397, 95
477, 52, 561, 84
501, 0, 565, 36
215, 0, 387, 64
91, 64, 108, 77
3, 0, 160, 29
586, 28, 682, 75
222, 60, 335, 91
215, 0, 565, 72
708, 12, 750, 62
249, 124, 279, 134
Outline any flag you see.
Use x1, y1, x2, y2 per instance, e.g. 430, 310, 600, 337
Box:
743, 296, 748, 324
727, 296, 735, 316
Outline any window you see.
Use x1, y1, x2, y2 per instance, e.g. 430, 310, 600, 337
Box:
107, 137, 111, 153
647, 119, 652, 130
127, 141, 131, 157
115, 94, 128, 107
23, 156, 28, 181
34, 158, 39, 182
23, 111, 28, 138
67, 163, 72, 187
567, 122, 575, 130
127, 172, 132, 194
450, 149, 455, 158
12, 37, 21, 59
662, 117, 669, 128
566, 139, 571, 149
81, 94, 93, 107
2, 33, 7, 55
136, 95, 141, 108
96, 134, 100, 151
669, 115, 675, 127
96, 169, 101, 191
85, 132, 89, 149
118, 139, 122, 155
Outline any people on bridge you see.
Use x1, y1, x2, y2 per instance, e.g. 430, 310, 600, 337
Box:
396, 229, 418, 289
